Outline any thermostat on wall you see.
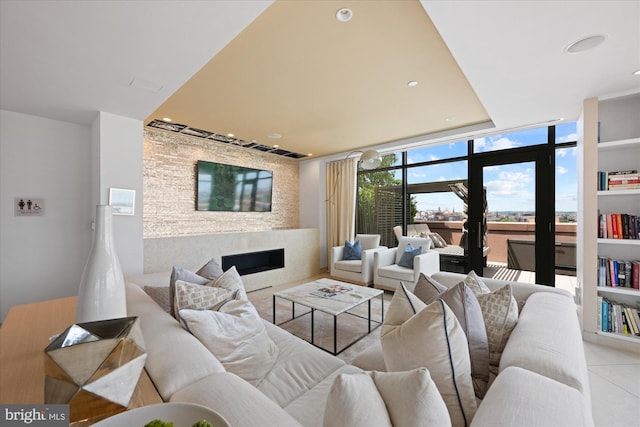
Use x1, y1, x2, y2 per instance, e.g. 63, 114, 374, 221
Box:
15, 197, 44, 216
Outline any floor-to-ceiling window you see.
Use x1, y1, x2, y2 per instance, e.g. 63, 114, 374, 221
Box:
356, 123, 577, 288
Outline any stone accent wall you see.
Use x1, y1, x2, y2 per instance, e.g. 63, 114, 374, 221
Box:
144, 128, 300, 238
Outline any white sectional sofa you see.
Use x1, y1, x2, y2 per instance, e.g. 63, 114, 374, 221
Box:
125, 270, 593, 427
353, 271, 593, 427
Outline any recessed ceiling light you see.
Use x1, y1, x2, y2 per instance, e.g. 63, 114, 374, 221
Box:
273, 145, 279, 148
445, 116, 455, 122
336, 8, 353, 22
633, 69, 640, 76
407, 80, 418, 87
565, 34, 608, 54
227, 133, 234, 137
307, 153, 313, 157
268, 133, 282, 139
162, 117, 172, 122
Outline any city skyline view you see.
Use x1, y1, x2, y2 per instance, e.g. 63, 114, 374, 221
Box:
404, 122, 578, 215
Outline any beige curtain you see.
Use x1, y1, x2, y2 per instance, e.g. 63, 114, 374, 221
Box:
326, 158, 357, 262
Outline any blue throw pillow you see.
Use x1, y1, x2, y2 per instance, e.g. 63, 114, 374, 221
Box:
343, 240, 362, 260
398, 244, 423, 268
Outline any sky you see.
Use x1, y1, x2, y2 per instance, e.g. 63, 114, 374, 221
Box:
402, 122, 577, 213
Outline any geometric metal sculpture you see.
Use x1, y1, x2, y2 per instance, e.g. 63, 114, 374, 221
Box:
44, 317, 147, 423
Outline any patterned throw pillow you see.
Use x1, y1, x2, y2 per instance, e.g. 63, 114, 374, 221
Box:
461, 271, 519, 373
463, 270, 492, 295
170, 261, 244, 317
476, 284, 519, 371
397, 244, 422, 268
174, 280, 235, 313
169, 267, 210, 317
427, 232, 448, 248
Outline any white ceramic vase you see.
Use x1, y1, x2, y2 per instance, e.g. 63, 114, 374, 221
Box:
77, 205, 127, 322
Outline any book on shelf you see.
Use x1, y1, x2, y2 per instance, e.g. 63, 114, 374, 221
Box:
598, 297, 640, 336
598, 212, 639, 239
597, 170, 640, 191
597, 257, 639, 289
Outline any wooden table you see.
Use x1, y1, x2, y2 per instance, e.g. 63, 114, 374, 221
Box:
0, 296, 162, 424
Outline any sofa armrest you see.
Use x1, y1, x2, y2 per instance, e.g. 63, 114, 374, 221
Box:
413, 251, 440, 282
361, 246, 388, 263
330, 246, 344, 276
374, 247, 397, 269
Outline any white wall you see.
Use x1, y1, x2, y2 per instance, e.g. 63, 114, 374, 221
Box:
0, 110, 144, 322
0, 110, 92, 321
91, 112, 144, 277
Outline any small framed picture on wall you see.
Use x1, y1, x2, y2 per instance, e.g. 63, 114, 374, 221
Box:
109, 188, 135, 215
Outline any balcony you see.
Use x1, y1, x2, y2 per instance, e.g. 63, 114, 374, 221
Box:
420, 220, 578, 294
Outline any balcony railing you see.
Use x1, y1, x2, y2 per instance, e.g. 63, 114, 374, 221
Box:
416, 220, 577, 272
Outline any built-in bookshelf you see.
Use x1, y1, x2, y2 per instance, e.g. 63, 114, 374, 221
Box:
588, 93, 640, 350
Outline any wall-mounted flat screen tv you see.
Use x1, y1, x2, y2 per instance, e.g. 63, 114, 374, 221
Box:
197, 160, 273, 212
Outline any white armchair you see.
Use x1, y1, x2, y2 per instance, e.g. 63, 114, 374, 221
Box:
373, 236, 440, 291
330, 234, 386, 286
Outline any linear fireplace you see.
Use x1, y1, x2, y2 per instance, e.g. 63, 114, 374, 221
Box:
222, 248, 285, 276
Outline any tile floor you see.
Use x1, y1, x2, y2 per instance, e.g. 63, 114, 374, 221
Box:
584, 341, 640, 426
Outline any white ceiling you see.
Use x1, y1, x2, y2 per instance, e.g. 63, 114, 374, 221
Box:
1, 0, 639, 159
0, 0, 272, 125
423, 0, 640, 131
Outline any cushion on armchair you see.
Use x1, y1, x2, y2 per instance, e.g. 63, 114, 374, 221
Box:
397, 244, 422, 268
395, 236, 431, 264
343, 240, 362, 260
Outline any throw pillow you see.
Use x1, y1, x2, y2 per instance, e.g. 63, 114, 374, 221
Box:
323, 372, 392, 427
414, 275, 490, 399
143, 286, 171, 313
211, 266, 247, 300
381, 284, 477, 427
174, 280, 235, 314
178, 298, 279, 386
343, 240, 362, 260
412, 273, 447, 302
371, 369, 451, 426
397, 244, 422, 269
323, 369, 451, 427
461, 271, 519, 372
169, 267, 210, 317
195, 257, 224, 279
476, 284, 519, 371
428, 232, 448, 248
463, 270, 492, 296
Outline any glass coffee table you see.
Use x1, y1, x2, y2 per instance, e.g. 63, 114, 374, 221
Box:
273, 278, 384, 355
